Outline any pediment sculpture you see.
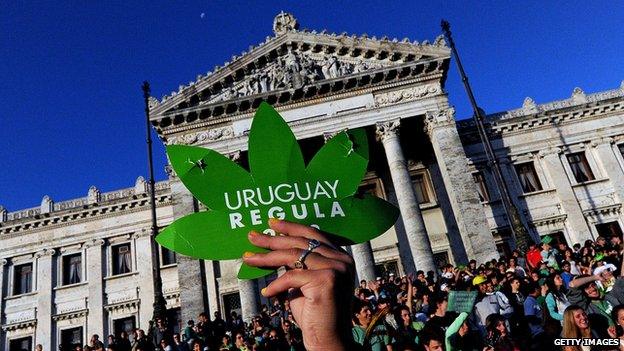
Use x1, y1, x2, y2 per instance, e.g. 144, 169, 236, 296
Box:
203, 49, 387, 104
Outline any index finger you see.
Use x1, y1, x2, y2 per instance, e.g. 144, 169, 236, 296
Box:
269, 218, 336, 248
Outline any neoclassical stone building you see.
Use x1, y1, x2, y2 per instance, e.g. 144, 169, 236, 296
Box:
1, 12, 623, 351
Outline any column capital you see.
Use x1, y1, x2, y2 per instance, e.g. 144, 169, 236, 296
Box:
375, 119, 401, 142
34, 248, 56, 258
590, 137, 615, 148
1, 258, 8, 266
84, 238, 106, 248
538, 147, 562, 158
424, 107, 455, 136
132, 228, 152, 239
226, 150, 242, 163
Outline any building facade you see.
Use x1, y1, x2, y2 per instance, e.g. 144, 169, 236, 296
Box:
1, 13, 624, 351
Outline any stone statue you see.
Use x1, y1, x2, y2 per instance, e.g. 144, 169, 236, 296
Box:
272, 12, 299, 35
354, 60, 368, 73
258, 70, 269, 93
327, 56, 340, 78
284, 50, 301, 73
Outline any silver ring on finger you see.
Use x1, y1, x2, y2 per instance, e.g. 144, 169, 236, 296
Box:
293, 239, 321, 269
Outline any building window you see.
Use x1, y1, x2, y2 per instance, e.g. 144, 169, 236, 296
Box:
496, 242, 512, 258
112, 243, 132, 275
543, 231, 567, 247
374, 260, 399, 278
113, 316, 136, 340
223, 292, 242, 321
473, 172, 490, 202
567, 152, 595, 183
515, 162, 542, 193
13, 263, 33, 295
62, 253, 82, 285
161, 246, 177, 266
61, 327, 83, 350
596, 222, 623, 240
9, 336, 32, 351
433, 251, 450, 270
412, 173, 431, 204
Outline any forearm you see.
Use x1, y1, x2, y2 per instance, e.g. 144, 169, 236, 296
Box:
569, 275, 599, 288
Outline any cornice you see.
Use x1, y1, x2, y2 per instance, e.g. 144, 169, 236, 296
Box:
0, 194, 171, 236
52, 308, 88, 321
153, 58, 448, 135
458, 84, 624, 144
161, 72, 444, 141
2, 319, 37, 332
583, 203, 622, 219
529, 214, 568, 228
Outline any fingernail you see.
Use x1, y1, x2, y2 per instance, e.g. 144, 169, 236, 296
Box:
261, 288, 267, 296
243, 251, 255, 258
268, 218, 281, 226
248, 231, 260, 238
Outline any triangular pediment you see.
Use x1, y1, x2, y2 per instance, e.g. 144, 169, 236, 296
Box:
149, 13, 450, 129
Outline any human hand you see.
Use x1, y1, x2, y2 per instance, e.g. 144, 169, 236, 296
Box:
608, 325, 617, 338
368, 280, 380, 292
243, 219, 354, 351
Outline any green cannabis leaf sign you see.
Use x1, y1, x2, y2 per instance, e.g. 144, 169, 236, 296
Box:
157, 102, 400, 279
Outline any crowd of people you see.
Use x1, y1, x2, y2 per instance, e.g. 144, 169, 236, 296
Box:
64, 220, 624, 351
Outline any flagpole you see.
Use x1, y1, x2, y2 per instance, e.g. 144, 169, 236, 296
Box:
143, 81, 168, 323
440, 20, 535, 253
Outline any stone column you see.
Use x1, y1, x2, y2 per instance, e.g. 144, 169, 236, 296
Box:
428, 163, 470, 264
592, 138, 624, 204
86, 239, 106, 338
376, 120, 436, 274
384, 187, 417, 275
205, 260, 220, 315
425, 108, 499, 263
350, 242, 377, 282
238, 272, 260, 322
540, 147, 592, 243
34, 248, 55, 351
324, 130, 378, 282
0, 259, 7, 351
135, 231, 156, 327
170, 177, 208, 324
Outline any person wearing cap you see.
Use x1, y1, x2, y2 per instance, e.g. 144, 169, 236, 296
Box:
540, 235, 559, 270
594, 263, 617, 293
568, 259, 624, 338
472, 276, 513, 337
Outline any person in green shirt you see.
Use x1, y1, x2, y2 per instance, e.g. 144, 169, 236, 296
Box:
352, 299, 393, 351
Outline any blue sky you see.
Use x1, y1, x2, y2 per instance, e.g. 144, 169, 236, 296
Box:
1, 1, 623, 211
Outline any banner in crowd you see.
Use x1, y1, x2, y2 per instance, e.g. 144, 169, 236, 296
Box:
447, 291, 478, 313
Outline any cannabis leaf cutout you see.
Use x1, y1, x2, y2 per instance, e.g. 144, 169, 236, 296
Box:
157, 102, 400, 279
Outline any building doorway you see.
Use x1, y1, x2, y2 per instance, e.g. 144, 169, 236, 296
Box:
60, 327, 83, 351
113, 316, 136, 341
222, 292, 242, 320
9, 336, 32, 351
